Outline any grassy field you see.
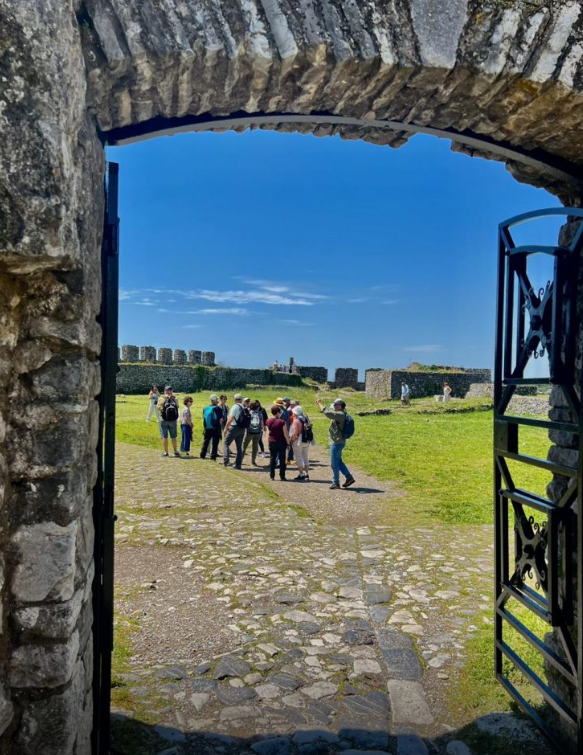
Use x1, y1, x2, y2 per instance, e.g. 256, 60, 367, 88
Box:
116, 386, 551, 526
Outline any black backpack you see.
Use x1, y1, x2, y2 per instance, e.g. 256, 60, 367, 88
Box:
236, 405, 251, 429
162, 396, 179, 422
301, 416, 314, 443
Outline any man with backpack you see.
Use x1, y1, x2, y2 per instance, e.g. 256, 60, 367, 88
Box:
315, 397, 355, 489
200, 394, 223, 460
222, 393, 249, 469
157, 385, 181, 457
242, 400, 264, 466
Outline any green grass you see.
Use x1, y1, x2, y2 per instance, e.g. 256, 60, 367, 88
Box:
116, 388, 551, 525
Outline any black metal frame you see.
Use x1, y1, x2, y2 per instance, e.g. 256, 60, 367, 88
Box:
92, 161, 119, 755
494, 207, 583, 753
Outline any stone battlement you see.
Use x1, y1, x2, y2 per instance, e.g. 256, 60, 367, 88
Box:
118, 345, 216, 366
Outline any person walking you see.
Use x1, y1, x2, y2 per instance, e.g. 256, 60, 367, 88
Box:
266, 405, 290, 481
157, 385, 180, 457
289, 405, 310, 481
146, 385, 160, 422
242, 400, 264, 465
217, 394, 229, 457
223, 393, 247, 469
180, 396, 194, 456
315, 397, 355, 489
443, 381, 453, 402
200, 394, 223, 460
401, 381, 411, 406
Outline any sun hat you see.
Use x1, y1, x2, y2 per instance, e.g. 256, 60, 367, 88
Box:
274, 397, 285, 406
210, 394, 219, 402
234, 393, 243, 400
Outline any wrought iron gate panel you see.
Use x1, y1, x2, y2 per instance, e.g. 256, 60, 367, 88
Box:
92, 161, 119, 755
494, 207, 583, 753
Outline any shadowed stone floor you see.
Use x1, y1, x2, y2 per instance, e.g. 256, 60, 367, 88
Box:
111, 443, 553, 755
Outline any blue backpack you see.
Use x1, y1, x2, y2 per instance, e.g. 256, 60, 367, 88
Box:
203, 405, 220, 430
342, 412, 355, 439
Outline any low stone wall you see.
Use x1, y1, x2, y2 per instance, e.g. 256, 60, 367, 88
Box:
366, 369, 492, 399
467, 382, 537, 398
298, 366, 328, 383
117, 365, 304, 394
334, 368, 359, 389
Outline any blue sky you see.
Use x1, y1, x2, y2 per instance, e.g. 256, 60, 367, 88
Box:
108, 129, 560, 379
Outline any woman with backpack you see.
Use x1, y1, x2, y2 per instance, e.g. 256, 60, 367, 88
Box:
242, 400, 264, 466
289, 405, 311, 481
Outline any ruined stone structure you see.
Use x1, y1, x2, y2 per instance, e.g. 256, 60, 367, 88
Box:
139, 345, 156, 363
2, 1, 583, 752
334, 367, 359, 389
120, 344, 138, 363
201, 351, 216, 367
366, 368, 491, 400
298, 366, 328, 383
173, 349, 187, 365
156, 347, 173, 365
188, 350, 202, 365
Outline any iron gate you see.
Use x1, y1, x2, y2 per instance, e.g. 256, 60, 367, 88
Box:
494, 207, 583, 753
92, 161, 119, 755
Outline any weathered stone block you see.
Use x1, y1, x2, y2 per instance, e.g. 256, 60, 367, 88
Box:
28, 354, 99, 403
188, 350, 201, 364
202, 351, 215, 366
139, 345, 156, 362
13, 465, 91, 526
16, 661, 85, 755
13, 341, 54, 375
10, 631, 79, 689
0, 685, 13, 738
121, 344, 139, 362
173, 349, 187, 365
158, 347, 173, 364
12, 521, 77, 602
335, 367, 359, 389
13, 586, 87, 641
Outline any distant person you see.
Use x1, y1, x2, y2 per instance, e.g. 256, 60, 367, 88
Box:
157, 385, 180, 457
243, 397, 251, 409
283, 397, 294, 463
289, 405, 310, 481
272, 359, 279, 371
200, 394, 223, 460
315, 397, 355, 489
180, 396, 194, 456
257, 401, 269, 458
266, 405, 290, 481
223, 393, 248, 469
218, 394, 229, 456
243, 400, 264, 466
443, 381, 453, 402
401, 381, 410, 406
146, 385, 160, 422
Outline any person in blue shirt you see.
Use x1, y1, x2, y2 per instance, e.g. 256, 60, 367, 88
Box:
200, 394, 223, 460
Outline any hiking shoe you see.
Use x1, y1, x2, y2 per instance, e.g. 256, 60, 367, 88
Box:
329, 483, 341, 489
174, 452, 181, 458
293, 474, 305, 481
161, 452, 169, 457
270, 475, 275, 481
342, 477, 356, 488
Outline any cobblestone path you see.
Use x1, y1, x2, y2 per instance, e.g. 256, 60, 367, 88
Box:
112, 443, 551, 755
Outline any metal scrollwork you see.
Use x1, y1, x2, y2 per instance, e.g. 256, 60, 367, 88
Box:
513, 510, 548, 593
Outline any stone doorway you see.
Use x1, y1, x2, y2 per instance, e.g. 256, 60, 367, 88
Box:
2, 2, 583, 754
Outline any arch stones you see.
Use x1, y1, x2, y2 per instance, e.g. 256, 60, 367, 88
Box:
1, 1, 583, 753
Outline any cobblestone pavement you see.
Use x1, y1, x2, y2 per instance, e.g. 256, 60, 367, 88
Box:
112, 443, 552, 755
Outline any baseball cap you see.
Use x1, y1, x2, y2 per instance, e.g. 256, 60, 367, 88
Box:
210, 394, 219, 402
243, 397, 250, 402
333, 397, 345, 405
234, 393, 243, 400
283, 396, 291, 402
164, 385, 172, 391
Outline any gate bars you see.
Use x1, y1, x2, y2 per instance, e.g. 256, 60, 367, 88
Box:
92, 161, 119, 755
494, 207, 583, 753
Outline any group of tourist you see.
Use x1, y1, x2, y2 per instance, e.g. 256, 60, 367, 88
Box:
147, 386, 356, 489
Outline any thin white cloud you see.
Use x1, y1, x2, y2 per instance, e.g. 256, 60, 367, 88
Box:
183, 324, 202, 329
192, 308, 249, 316
135, 299, 156, 306
279, 319, 313, 326
347, 297, 370, 304
122, 286, 327, 307
403, 344, 443, 353
382, 299, 400, 305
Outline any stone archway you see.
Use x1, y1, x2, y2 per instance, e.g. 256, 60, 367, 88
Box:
1, 1, 583, 753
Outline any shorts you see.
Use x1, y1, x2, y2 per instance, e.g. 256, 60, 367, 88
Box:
159, 419, 178, 440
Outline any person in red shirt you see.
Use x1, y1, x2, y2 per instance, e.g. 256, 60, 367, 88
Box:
266, 405, 290, 481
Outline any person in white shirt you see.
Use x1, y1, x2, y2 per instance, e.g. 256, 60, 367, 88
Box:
401, 382, 410, 406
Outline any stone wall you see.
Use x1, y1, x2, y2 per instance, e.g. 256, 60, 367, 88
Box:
117, 365, 303, 394
121, 344, 138, 362
298, 366, 328, 384
334, 368, 359, 389
466, 382, 538, 398
119, 345, 215, 366
140, 345, 156, 362
366, 369, 491, 400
